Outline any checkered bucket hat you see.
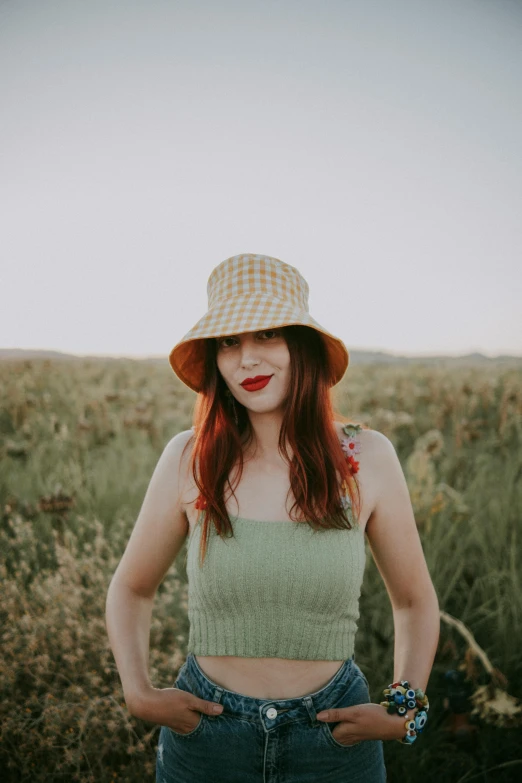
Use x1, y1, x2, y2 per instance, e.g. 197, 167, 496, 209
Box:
169, 253, 349, 392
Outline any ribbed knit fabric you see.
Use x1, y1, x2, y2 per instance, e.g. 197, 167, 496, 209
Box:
186, 512, 367, 660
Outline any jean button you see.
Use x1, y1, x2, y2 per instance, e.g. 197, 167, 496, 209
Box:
266, 707, 278, 719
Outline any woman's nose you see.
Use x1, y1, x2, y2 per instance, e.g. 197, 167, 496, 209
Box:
241, 352, 260, 367
239, 339, 260, 366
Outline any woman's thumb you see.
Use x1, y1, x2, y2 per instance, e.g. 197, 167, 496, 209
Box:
196, 696, 223, 715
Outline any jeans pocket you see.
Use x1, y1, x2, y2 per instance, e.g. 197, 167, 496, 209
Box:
321, 672, 371, 751
167, 712, 206, 739
168, 661, 207, 738
354, 663, 370, 691
174, 660, 188, 685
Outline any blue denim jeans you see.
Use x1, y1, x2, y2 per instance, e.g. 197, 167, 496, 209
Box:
156, 652, 386, 782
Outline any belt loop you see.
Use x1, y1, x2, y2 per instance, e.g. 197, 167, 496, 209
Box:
208, 685, 224, 720
303, 695, 317, 726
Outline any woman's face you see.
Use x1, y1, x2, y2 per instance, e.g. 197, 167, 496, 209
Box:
216, 329, 291, 413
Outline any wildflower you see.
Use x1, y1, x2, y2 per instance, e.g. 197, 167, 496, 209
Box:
341, 424, 362, 475
195, 495, 207, 510
339, 424, 362, 524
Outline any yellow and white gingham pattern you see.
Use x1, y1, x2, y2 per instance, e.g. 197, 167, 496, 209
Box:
169, 253, 349, 392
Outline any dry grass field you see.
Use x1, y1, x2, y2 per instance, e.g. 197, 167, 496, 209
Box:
1, 356, 521, 782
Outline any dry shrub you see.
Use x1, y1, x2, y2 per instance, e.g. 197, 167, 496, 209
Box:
0, 514, 187, 783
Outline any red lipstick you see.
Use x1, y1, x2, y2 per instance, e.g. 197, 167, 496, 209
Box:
240, 375, 273, 391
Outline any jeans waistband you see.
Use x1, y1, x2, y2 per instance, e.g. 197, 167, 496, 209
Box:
176, 652, 357, 729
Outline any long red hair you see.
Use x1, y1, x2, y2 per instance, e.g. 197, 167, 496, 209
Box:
182, 325, 364, 567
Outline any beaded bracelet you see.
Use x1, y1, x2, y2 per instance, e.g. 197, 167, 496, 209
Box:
380, 680, 429, 744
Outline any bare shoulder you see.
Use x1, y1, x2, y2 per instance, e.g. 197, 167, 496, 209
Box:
358, 427, 395, 459
110, 428, 196, 597
169, 428, 199, 510
334, 422, 397, 516
361, 428, 415, 533
353, 427, 400, 501
167, 427, 196, 472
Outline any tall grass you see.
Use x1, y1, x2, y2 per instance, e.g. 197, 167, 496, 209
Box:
1, 357, 521, 782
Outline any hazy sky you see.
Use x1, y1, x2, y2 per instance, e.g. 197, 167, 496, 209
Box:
1, 0, 521, 359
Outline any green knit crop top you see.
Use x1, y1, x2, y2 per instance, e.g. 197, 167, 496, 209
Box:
185, 424, 367, 661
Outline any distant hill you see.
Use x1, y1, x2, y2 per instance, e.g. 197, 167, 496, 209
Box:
0, 348, 81, 360
1, 347, 521, 366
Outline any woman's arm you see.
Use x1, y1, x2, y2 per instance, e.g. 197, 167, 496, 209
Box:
365, 430, 440, 692
105, 584, 155, 710
315, 429, 440, 744
105, 430, 193, 712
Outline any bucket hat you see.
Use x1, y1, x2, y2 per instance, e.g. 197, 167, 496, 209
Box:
168, 253, 349, 392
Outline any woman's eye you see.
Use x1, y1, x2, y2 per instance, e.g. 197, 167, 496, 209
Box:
259, 330, 279, 339
219, 337, 237, 348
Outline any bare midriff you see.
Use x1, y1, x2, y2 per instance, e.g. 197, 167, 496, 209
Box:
194, 655, 347, 699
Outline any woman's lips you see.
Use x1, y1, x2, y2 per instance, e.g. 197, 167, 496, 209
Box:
241, 376, 273, 392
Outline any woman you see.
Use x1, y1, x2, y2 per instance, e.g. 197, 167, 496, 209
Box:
106, 253, 440, 783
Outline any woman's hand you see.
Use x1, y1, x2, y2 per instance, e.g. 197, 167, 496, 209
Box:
127, 686, 224, 735
316, 703, 415, 745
